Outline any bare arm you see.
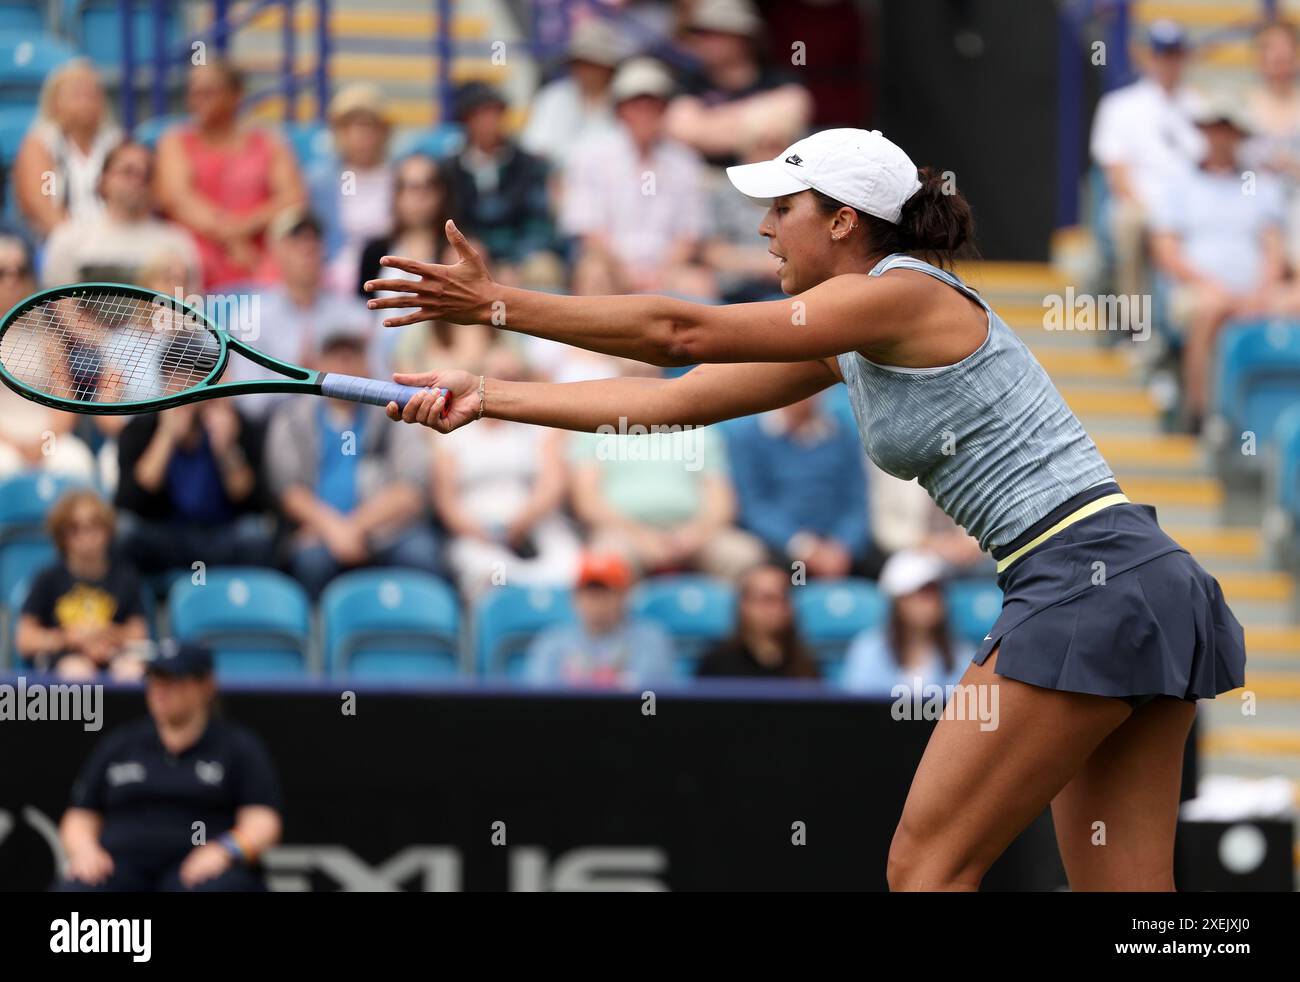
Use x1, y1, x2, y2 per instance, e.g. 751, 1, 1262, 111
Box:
13, 134, 66, 236
387, 358, 839, 435
365, 221, 901, 367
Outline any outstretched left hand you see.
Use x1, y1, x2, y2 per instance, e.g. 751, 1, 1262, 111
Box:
364, 220, 495, 328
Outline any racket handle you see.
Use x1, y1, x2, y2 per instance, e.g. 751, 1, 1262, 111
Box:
320, 373, 448, 412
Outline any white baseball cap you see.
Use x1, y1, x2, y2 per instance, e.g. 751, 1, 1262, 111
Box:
878, 549, 947, 599
726, 127, 923, 224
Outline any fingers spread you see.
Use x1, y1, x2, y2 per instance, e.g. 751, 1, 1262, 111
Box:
381, 311, 435, 328
378, 255, 433, 276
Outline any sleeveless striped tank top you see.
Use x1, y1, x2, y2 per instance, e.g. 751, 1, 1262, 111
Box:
835, 253, 1115, 551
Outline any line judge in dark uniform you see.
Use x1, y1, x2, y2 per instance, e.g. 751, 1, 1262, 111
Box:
55, 641, 283, 892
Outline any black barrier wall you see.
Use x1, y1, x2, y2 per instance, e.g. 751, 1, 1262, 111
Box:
7, 681, 1216, 889
0, 685, 1076, 891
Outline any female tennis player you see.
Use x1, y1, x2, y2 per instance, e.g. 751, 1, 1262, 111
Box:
364, 127, 1246, 891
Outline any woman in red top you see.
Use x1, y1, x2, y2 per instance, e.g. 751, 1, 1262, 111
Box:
155, 61, 304, 290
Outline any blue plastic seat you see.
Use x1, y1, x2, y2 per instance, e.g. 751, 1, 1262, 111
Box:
629, 575, 734, 673
130, 112, 185, 148
0, 3, 43, 34
168, 567, 311, 678
320, 568, 461, 680
792, 578, 886, 671
1213, 320, 1300, 457
474, 584, 575, 678
284, 120, 332, 167
66, 0, 180, 72
1274, 404, 1300, 522
0, 472, 90, 541
0, 102, 33, 163
944, 577, 1003, 648
392, 122, 464, 162
0, 28, 77, 106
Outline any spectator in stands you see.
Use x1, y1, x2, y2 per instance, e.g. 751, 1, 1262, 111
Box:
13, 59, 121, 238
0, 235, 97, 479
310, 84, 395, 293
57, 640, 283, 892
14, 489, 148, 680
696, 563, 820, 679
703, 116, 794, 302
562, 57, 716, 299
265, 329, 440, 597
155, 61, 305, 289
433, 346, 580, 599
228, 209, 372, 420
389, 318, 498, 378
1244, 20, 1300, 263
1150, 100, 1291, 431
1089, 20, 1205, 300
724, 393, 876, 578
523, 550, 675, 687
41, 140, 200, 287
114, 398, 273, 576
569, 413, 765, 580
358, 153, 453, 367
840, 550, 969, 695
520, 17, 623, 170
666, 0, 812, 167
443, 81, 563, 288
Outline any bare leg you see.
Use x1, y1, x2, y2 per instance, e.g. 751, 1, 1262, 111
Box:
887, 647, 1133, 891
1050, 696, 1196, 891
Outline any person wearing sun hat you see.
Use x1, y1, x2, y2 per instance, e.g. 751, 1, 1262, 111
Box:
1149, 90, 1294, 431
311, 83, 396, 290
521, 17, 625, 168
560, 56, 716, 298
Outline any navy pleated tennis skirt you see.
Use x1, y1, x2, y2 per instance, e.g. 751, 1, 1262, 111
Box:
973, 482, 1247, 706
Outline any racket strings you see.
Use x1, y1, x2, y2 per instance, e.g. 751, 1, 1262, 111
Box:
0, 290, 222, 404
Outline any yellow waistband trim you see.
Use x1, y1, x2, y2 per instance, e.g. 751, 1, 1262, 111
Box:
994, 493, 1131, 574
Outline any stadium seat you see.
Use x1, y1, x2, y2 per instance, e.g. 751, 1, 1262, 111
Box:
474, 584, 575, 678
0, 537, 56, 666
0, 3, 43, 34
629, 575, 735, 674
320, 569, 461, 680
1212, 319, 1300, 461
944, 577, 1003, 648
392, 122, 464, 161
168, 567, 312, 678
1268, 404, 1300, 568
0, 472, 89, 542
130, 112, 184, 148
0, 102, 33, 164
0, 28, 77, 106
285, 120, 332, 167
792, 577, 886, 675
65, 0, 180, 74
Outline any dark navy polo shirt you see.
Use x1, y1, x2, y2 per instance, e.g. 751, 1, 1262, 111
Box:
69, 717, 283, 868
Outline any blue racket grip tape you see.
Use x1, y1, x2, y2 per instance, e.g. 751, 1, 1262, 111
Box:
321, 373, 449, 413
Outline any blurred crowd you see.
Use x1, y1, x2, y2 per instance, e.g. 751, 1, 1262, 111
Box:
1090, 17, 1300, 432
1, 0, 988, 694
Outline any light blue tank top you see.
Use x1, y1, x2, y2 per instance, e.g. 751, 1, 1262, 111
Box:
835, 254, 1115, 551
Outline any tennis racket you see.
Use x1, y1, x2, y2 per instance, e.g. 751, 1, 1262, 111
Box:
0, 282, 447, 415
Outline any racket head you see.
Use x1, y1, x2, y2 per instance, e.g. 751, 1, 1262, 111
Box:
0, 283, 230, 415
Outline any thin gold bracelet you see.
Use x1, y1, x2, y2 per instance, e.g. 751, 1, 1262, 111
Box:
476, 374, 485, 420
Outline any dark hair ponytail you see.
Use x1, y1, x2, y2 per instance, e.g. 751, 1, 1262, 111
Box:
813, 165, 976, 269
